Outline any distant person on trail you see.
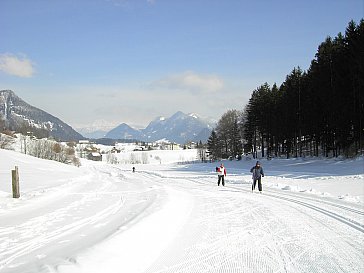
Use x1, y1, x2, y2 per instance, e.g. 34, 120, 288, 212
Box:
250, 161, 264, 193
132, 166, 135, 173
217, 163, 227, 186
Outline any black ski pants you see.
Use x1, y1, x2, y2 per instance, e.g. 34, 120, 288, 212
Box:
252, 177, 262, 192
218, 175, 225, 186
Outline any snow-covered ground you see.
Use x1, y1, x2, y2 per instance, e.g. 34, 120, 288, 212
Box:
0, 148, 363, 273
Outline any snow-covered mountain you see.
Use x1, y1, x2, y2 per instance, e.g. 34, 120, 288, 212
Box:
0, 90, 83, 141
76, 120, 119, 139
0, 90, 214, 143
105, 123, 142, 140
143, 111, 214, 143
77, 129, 108, 139
105, 111, 216, 144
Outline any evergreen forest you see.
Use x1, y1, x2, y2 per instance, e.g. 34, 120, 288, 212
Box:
208, 20, 364, 159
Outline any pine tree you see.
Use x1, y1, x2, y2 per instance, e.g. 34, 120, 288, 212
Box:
207, 130, 219, 160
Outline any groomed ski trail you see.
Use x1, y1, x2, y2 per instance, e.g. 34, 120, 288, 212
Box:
0, 165, 165, 273
2, 163, 363, 273
135, 169, 364, 273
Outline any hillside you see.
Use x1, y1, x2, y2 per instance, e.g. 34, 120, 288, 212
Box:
0, 90, 83, 141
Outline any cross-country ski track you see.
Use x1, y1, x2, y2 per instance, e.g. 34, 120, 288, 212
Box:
0, 157, 363, 273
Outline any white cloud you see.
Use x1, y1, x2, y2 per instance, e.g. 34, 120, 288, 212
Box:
152, 71, 224, 93
0, 53, 35, 78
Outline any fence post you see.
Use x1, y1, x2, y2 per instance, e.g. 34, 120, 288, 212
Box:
12, 166, 20, 198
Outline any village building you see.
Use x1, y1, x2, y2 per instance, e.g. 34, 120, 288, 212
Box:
87, 152, 102, 161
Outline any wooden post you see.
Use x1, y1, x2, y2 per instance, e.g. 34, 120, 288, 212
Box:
12, 166, 20, 198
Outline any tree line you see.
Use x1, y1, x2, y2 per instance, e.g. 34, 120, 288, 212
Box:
208, 20, 363, 159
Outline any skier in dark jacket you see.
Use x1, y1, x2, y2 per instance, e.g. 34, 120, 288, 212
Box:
250, 161, 264, 193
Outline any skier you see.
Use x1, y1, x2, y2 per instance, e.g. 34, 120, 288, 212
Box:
250, 161, 264, 193
217, 163, 227, 186
132, 166, 135, 173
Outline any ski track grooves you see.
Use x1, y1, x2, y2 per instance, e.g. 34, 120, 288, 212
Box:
0, 198, 123, 268
262, 192, 364, 232
139, 169, 363, 272
1, 166, 363, 273
226, 185, 364, 233
0, 165, 161, 273
140, 169, 364, 233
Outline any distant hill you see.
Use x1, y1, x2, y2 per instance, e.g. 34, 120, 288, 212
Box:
104, 111, 216, 144
75, 119, 118, 139
77, 129, 108, 139
105, 123, 143, 140
0, 90, 84, 141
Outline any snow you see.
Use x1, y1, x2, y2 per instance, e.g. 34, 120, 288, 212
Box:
0, 148, 363, 273
188, 113, 199, 119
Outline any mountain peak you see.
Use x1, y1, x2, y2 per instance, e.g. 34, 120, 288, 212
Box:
105, 122, 141, 140
0, 90, 17, 103
152, 116, 166, 122
106, 111, 215, 144
0, 90, 83, 141
170, 111, 186, 119
0, 90, 15, 95
188, 113, 199, 119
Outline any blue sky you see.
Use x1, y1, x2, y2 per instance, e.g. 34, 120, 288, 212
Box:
0, 0, 363, 130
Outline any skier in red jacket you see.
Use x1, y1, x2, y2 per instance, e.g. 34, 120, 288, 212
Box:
217, 163, 227, 186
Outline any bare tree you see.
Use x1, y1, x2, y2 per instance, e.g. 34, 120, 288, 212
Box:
215, 109, 243, 158
0, 133, 15, 149
106, 151, 118, 164
141, 152, 149, 164
26, 138, 79, 166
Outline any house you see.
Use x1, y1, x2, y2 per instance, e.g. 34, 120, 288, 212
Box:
168, 142, 181, 150
110, 147, 121, 153
87, 152, 102, 161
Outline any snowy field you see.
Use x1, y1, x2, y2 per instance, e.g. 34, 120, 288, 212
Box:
0, 148, 363, 273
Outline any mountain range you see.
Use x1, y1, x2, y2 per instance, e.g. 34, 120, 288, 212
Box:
0, 90, 83, 141
0, 90, 215, 144
104, 111, 215, 144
